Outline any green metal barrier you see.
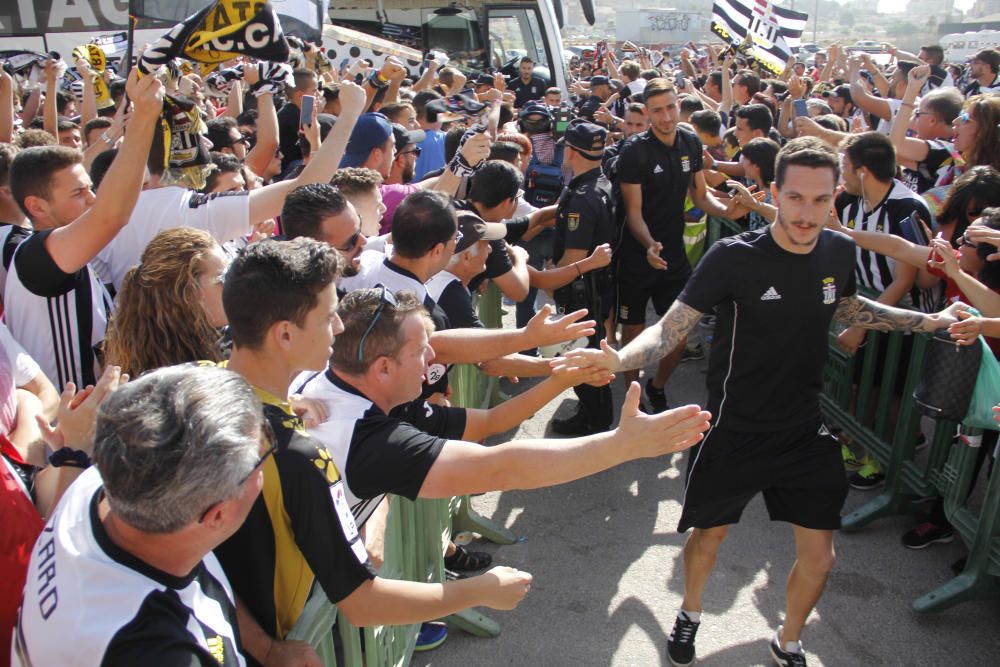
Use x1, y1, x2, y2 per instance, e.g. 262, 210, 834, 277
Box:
286, 285, 513, 664
819, 310, 1000, 612
705, 215, 743, 249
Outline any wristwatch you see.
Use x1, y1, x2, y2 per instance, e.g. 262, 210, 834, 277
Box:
100, 131, 114, 146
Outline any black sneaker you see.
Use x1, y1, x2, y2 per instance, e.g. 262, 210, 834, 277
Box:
666, 612, 700, 667
645, 379, 669, 414
770, 626, 807, 667
550, 411, 609, 436
681, 344, 705, 362
902, 521, 955, 549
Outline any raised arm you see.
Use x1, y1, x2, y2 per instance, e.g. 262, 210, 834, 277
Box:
243, 67, 279, 178
42, 61, 59, 139
889, 64, 932, 166
848, 58, 892, 121
76, 59, 98, 128
44, 70, 163, 274
247, 81, 365, 223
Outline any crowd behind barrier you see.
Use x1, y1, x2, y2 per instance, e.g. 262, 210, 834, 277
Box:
2, 2, 1000, 666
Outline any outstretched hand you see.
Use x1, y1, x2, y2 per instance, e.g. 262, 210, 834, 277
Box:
525, 304, 596, 348
614, 382, 711, 459
550, 338, 622, 375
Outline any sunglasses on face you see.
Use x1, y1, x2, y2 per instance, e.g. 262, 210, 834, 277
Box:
400, 147, 422, 157
336, 229, 363, 253
356, 286, 398, 361
960, 233, 979, 248
955, 112, 971, 125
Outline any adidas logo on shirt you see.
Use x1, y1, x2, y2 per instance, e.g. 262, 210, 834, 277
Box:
760, 286, 782, 301
653, 164, 663, 174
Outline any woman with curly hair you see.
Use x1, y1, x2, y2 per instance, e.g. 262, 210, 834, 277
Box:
103, 227, 228, 377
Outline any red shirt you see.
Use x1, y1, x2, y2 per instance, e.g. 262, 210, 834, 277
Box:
0, 438, 43, 667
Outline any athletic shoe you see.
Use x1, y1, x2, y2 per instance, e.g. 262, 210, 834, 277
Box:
414, 622, 448, 651
849, 461, 885, 490
902, 521, 955, 549
770, 626, 807, 666
841, 443, 862, 471
681, 343, 706, 362
550, 411, 609, 436
645, 379, 669, 414
666, 612, 700, 667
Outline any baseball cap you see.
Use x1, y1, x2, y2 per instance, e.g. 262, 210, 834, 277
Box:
822, 84, 852, 104
475, 73, 495, 86
455, 210, 506, 254
559, 119, 607, 158
391, 123, 426, 152
340, 113, 393, 168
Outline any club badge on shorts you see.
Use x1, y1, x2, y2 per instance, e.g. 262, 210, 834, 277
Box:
822, 276, 836, 305
567, 213, 580, 231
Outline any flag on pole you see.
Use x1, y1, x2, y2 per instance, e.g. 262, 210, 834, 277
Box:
711, 0, 808, 75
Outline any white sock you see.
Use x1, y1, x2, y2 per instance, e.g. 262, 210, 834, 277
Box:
776, 626, 802, 653
679, 609, 701, 623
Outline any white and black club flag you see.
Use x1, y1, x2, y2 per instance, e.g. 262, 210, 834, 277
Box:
711, 0, 808, 75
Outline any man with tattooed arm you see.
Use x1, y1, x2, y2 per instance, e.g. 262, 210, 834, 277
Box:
553, 137, 965, 667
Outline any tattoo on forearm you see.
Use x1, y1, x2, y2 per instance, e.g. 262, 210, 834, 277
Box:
619, 301, 704, 371
834, 295, 927, 332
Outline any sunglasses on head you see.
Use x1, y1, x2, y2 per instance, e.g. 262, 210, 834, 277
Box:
356, 286, 398, 361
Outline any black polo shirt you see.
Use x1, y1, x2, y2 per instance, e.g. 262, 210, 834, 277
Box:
616, 125, 704, 276
553, 167, 616, 264
508, 75, 548, 108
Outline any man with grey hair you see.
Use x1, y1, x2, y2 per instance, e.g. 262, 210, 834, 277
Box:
13, 364, 267, 666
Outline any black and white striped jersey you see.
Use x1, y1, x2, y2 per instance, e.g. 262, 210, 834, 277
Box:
0, 222, 31, 298
12, 468, 246, 667
836, 180, 931, 300
3, 231, 112, 390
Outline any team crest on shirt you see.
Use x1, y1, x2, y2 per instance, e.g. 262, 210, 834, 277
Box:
822, 277, 837, 305
681, 155, 691, 173
619, 305, 629, 319
567, 213, 580, 231
313, 447, 341, 484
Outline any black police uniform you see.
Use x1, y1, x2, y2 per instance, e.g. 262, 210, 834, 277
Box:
614, 125, 704, 325
553, 165, 616, 430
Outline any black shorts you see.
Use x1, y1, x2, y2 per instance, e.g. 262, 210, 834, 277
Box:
677, 419, 849, 533
615, 270, 690, 325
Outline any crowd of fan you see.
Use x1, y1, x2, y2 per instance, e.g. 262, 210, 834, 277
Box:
0, 31, 999, 666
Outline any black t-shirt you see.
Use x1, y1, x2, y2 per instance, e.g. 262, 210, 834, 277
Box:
679, 227, 857, 432
902, 139, 959, 193
428, 273, 483, 329
509, 75, 548, 108
553, 167, 616, 264
616, 126, 704, 276
302, 370, 467, 527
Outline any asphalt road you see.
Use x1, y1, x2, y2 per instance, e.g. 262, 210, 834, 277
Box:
422, 329, 1000, 666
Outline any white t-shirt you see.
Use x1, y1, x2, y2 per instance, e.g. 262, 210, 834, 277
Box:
92, 187, 251, 291
0, 321, 41, 386
12, 468, 246, 667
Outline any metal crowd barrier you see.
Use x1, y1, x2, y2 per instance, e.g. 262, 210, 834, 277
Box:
286, 284, 513, 664
819, 315, 1000, 612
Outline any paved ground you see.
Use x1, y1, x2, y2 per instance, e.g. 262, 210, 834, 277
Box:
421, 324, 1000, 666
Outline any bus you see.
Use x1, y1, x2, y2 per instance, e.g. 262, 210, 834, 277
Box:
324, 0, 597, 93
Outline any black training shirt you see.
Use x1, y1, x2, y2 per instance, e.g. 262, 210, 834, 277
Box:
679, 227, 857, 432
553, 167, 616, 264
616, 125, 703, 276
508, 75, 548, 108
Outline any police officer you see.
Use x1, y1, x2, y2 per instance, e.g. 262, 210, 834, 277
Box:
550, 120, 617, 435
